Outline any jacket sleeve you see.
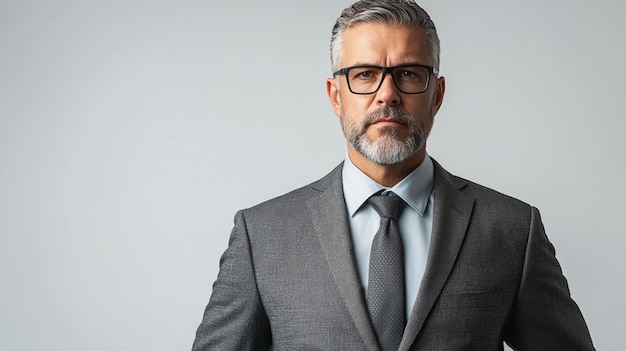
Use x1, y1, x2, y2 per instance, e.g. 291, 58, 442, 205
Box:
503, 207, 595, 350
192, 210, 271, 351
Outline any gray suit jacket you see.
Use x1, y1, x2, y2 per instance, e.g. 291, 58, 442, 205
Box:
192, 160, 595, 350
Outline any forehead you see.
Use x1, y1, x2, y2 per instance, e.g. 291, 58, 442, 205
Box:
340, 23, 431, 67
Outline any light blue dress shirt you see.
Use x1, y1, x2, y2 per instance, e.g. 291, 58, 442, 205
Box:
342, 155, 434, 318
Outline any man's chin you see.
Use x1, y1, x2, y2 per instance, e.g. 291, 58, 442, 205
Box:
364, 130, 409, 145
367, 125, 407, 139
357, 144, 416, 165
367, 153, 413, 166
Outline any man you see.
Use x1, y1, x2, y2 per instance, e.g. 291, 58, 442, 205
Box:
192, 1, 595, 350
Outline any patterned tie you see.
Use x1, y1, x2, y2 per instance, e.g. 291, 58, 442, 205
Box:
367, 192, 406, 351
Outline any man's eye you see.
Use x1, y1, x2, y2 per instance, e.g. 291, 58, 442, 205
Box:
355, 71, 374, 79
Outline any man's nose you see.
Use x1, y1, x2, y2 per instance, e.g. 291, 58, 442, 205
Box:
375, 74, 401, 106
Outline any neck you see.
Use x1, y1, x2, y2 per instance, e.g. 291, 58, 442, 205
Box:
347, 145, 426, 187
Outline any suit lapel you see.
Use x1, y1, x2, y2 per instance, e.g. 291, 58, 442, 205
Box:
400, 160, 475, 350
307, 164, 381, 351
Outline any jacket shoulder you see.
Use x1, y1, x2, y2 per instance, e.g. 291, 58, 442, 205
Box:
242, 163, 343, 218
433, 159, 534, 229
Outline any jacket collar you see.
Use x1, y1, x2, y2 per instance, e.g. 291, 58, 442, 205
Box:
399, 159, 474, 350
307, 163, 381, 351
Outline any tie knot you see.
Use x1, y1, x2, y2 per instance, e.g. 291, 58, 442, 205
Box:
368, 192, 406, 221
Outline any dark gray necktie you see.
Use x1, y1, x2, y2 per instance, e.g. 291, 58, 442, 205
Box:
367, 192, 406, 351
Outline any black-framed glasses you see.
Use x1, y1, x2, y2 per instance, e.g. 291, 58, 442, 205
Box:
333, 63, 438, 95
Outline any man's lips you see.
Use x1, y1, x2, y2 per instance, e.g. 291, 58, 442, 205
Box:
369, 118, 406, 126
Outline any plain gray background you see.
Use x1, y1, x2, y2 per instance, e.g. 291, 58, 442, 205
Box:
1, 0, 624, 350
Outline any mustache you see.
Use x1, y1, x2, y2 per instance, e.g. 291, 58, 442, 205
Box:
361, 106, 415, 127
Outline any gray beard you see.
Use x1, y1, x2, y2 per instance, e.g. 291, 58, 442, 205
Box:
340, 106, 431, 165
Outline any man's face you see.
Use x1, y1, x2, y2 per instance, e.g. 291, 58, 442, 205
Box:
327, 23, 445, 166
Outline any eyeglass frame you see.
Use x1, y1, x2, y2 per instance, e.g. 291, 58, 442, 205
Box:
332, 63, 439, 95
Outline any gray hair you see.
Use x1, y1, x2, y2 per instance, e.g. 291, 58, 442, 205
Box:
330, 0, 440, 72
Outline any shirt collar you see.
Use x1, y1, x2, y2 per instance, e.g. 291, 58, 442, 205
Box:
342, 154, 434, 217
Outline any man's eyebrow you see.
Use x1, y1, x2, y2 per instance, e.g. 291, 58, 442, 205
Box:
345, 61, 429, 67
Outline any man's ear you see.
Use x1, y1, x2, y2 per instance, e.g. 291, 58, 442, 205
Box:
433, 76, 445, 115
326, 77, 342, 117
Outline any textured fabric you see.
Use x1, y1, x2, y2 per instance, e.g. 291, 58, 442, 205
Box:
192, 160, 596, 351
367, 193, 406, 351
342, 155, 434, 318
